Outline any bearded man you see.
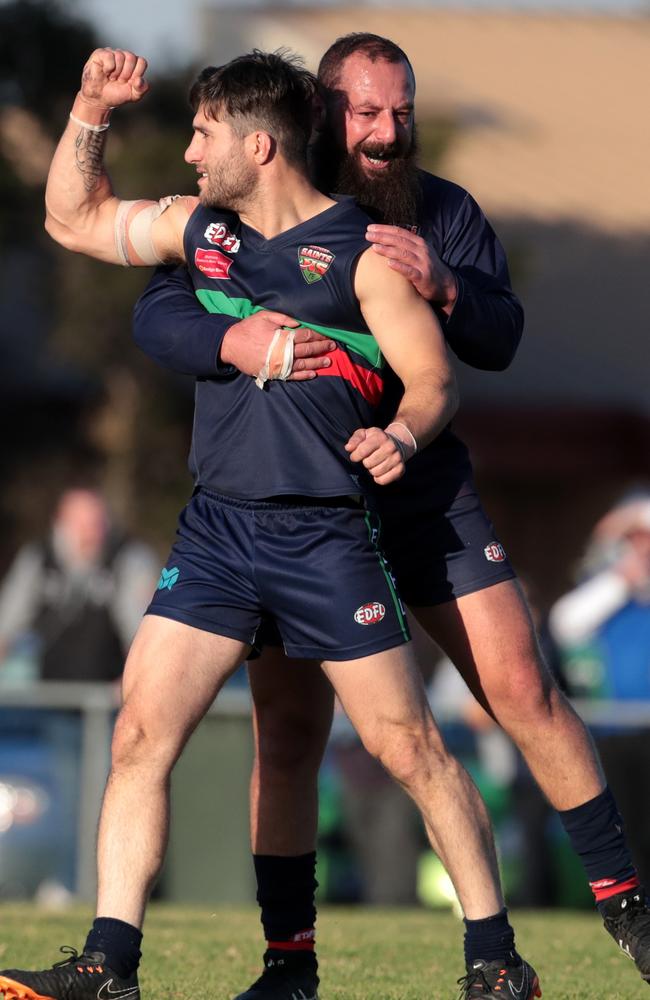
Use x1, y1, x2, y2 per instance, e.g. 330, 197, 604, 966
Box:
133, 33, 650, 1000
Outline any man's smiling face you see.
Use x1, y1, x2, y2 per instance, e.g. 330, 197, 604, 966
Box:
312, 52, 420, 226
333, 53, 415, 177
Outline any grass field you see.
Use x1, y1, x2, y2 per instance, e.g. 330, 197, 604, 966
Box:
0, 904, 647, 999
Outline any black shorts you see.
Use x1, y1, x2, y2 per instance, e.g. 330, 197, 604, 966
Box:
146, 488, 410, 661
378, 490, 516, 606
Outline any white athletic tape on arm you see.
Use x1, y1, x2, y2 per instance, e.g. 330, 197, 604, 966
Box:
255, 329, 296, 389
114, 200, 139, 266
114, 195, 181, 266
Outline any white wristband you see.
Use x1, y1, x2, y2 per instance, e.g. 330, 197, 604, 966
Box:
69, 113, 110, 133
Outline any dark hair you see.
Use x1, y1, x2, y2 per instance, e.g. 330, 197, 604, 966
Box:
189, 50, 316, 165
317, 33, 414, 97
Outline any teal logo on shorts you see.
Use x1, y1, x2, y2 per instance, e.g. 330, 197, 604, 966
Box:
157, 566, 180, 591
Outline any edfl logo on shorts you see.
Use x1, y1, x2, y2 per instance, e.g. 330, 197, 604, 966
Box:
354, 602, 386, 625
484, 542, 506, 563
157, 566, 180, 591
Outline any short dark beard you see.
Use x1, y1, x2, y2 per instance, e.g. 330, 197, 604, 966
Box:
202, 147, 258, 214
310, 124, 422, 228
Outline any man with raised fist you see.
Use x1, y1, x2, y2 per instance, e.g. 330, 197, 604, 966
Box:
0, 45, 542, 1000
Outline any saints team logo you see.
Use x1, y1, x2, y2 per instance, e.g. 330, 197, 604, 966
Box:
298, 245, 335, 284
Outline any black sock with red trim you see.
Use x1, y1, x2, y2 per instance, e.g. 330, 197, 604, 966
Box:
254, 853, 318, 967
558, 785, 640, 912
83, 917, 142, 978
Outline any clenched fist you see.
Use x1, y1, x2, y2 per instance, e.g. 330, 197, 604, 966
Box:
345, 427, 407, 485
80, 48, 149, 109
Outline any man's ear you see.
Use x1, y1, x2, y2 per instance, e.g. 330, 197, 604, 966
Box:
247, 130, 274, 164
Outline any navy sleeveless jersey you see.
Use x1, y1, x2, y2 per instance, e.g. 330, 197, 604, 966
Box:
183, 197, 382, 499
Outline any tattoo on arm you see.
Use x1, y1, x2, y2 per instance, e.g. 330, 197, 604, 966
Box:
74, 128, 107, 192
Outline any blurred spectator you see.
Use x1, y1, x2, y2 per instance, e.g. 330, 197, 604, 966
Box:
550, 491, 650, 886
0, 488, 158, 900
0, 487, 158, 682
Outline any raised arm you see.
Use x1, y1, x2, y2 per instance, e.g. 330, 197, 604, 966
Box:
346, 249, 458, 485
45, 48, 193, 264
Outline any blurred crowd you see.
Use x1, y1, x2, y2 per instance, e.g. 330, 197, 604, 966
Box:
0, 488, 158, 899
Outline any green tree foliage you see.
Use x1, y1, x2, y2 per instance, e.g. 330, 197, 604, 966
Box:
0, 0, 197, 548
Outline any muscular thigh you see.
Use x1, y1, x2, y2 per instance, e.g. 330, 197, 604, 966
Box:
121, 614, 249, 745
410, 579, 551, 716
322, 642, 443, 755
248, 645, 334, 721
248, 645, 334, 755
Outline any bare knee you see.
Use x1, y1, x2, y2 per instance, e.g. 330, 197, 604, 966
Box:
110, 705, 177, 777
482, 647, 578, 745
361, 718, 449, 791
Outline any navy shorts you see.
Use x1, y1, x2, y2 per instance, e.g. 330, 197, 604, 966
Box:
378, 490, 516, 606
146, 488, 410, 661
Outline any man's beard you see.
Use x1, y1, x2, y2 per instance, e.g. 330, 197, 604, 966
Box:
200, 151, 258, 214
310, 125, 421, 228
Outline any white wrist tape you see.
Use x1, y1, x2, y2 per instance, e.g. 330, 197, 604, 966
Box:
69, 113, 110, 132
255, 329, 296, 389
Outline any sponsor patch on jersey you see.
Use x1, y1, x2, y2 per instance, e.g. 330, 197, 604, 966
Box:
195, 247, 233, 280
298, 245, 335, 284
484, 542, 506, 563
204, 222, 240, 253
354, 601, 386, 625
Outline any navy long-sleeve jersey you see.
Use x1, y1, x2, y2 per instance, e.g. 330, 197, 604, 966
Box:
133, 171, 524, 506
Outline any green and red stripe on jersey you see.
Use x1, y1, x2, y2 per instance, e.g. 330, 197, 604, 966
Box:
195, 289, 384, 407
